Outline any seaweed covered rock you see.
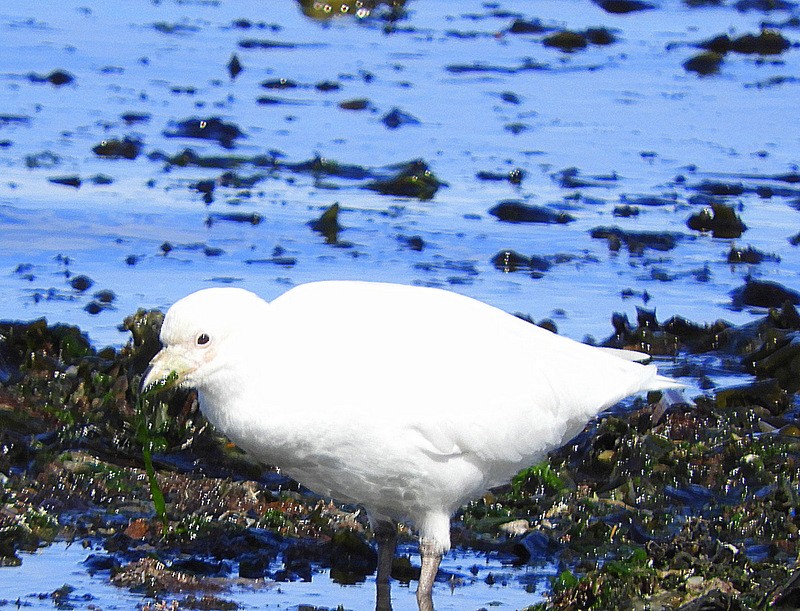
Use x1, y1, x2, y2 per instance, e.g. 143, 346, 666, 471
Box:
687, 202, 746, 238
308, 202, 343, 245
0, 310, 205, 470
731, 278, 800, 309
727, 244, 779, 264
684, 51, 725, 75
92, 137, 142, 160
366, 160, 444, 200
699, 29, 791, 55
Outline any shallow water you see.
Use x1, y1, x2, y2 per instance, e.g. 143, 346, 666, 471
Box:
1, 0, 799, 607
0, 542, 549, 610
1, 0, 798, 348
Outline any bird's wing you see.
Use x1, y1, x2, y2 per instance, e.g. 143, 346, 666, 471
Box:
265, 281, 675, 470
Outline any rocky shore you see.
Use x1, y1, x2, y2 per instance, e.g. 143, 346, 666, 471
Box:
2, 294, 800, 609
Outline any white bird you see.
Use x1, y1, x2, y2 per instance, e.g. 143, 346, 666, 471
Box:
142, 280, 679, 610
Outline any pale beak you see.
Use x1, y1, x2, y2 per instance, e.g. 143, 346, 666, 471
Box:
141, 348, 193, 392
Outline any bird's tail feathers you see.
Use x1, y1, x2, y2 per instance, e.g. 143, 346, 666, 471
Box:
645, 368, 685, 392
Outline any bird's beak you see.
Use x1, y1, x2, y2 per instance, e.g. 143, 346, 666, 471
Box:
141, 348, 192, 392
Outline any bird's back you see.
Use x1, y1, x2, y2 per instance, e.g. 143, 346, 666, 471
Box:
260, 281, 669, 476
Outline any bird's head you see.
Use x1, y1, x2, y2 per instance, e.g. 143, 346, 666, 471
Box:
142, 287, 268, 392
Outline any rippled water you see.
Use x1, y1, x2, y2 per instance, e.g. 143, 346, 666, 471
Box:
0, 542, 551, 610
1, 0, 799, 607
2, 0, 798, 349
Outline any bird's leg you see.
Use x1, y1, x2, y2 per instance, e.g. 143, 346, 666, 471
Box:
374, 520, 397, 611
416, 539, 441, 611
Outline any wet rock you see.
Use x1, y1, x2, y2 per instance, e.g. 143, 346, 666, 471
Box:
544, 28, 616, 52
446, 58, 547, 75
699, 30, 791, 55
163, 117, 245, 149
590, 226, 683, 253
505, 122, 530, 135
238, 39, 305, 50
391, 555, 420, 583
691, 181, 745, 196
193, 179, 215, 203
398, 235, 425, 251
594, 0, 655, 13
308, 202, 342, 244
179, 594, 238, 610
0, 319, 93, 387
684, 51, 725, 75
513, 531, 561, 563
727, 244, 779, 264
489, 200, 574, 224
476, 168, 525, 185
339, 98, 370, 110
687, 202, 746, 238
111, 557, 222, 595
735, 0, 794, 9
555, 167, 619, 188
491, 250, 551, 274
316, 80, 341, 92
260, 77, 299, 89
84, 301, 107, 315
25, 151, 61, 168
90, 174, 113, 185
227, 53, 242, 79
586, 27, 616, 45
218, 171, 264, 188
771, 568, 800, 609
676, 589, 751, 611
238, 552, 269, 578
245, 245, 297, 267
731, 278, 800, 309
613, 204, 640, 217
170, 557, 229, 577
70, 275, 94, 292
121, 112, 151, 125
49, 175, 82, 188
205, 212, 263, 226
0, 114, 30, 126
544, 30, 589, 51
93, 137, 142, 160
508, 18, 550, 34
28, 70, 75, 86
366, 160, 443, 200
748, 333, 800, 393
329, 529, 377, 582
381, 108, 420, 129
284, 156, 371, 180
621, 194, 677, 207
84, 553, 120, 574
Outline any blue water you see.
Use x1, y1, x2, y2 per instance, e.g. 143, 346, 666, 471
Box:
0, 541, 551, 610
1, 0, 797, 348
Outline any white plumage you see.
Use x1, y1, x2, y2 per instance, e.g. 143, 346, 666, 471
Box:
143, 280, 679, 610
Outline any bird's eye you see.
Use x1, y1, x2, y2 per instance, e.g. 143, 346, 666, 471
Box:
196, 333, 210, 346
